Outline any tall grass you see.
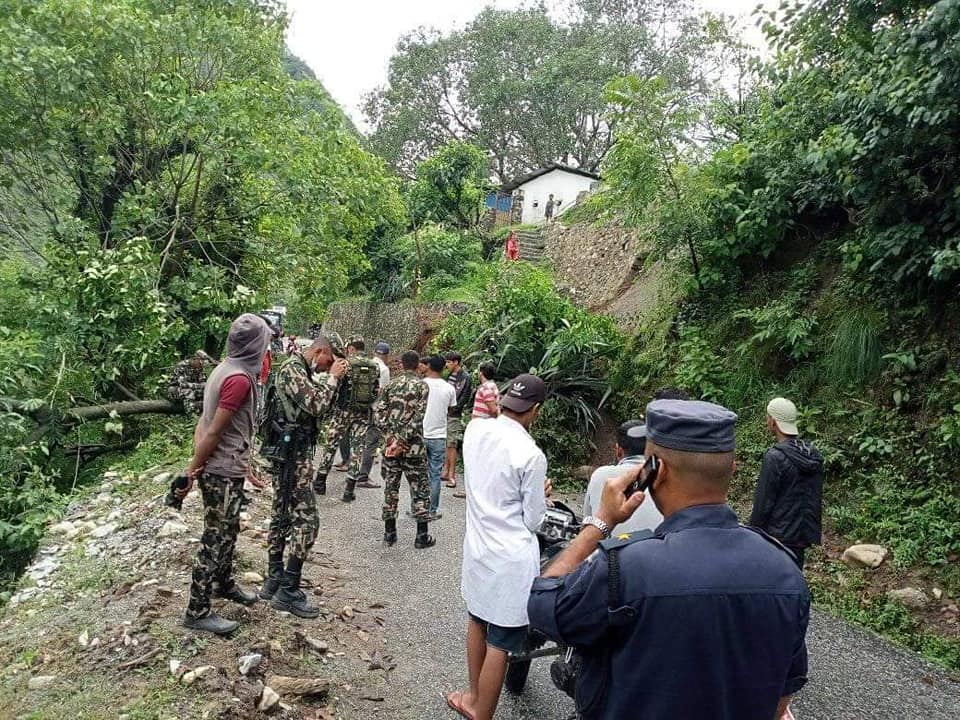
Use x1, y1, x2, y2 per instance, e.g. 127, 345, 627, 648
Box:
822, 308, 884, 387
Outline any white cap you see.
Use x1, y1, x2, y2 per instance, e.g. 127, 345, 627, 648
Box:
767, 397, 799, 435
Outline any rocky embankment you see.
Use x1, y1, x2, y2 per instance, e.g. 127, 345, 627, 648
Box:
0, 467, 394, 720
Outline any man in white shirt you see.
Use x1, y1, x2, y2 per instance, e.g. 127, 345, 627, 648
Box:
423, 354, 456, 518
448, 374, 550, 720
355, 341, 392, 488
583, 420, 663, 535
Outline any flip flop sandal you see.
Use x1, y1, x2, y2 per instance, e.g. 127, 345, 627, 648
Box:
453, 491, 466, 499
445, 691, 475, 720
445, 479, 457, 488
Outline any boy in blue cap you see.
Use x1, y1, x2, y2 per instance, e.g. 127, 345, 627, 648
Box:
528, 399, 809, 720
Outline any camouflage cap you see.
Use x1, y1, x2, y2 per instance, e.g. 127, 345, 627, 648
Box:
347, 334, 365, 347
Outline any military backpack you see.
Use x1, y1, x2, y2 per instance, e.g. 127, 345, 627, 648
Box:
338, 355, 379, 412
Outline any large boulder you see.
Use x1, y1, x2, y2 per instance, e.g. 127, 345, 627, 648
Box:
841, 544, 888, 569
887, 587, 929, 609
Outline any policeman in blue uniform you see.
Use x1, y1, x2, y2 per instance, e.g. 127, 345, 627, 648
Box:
528, 399, 809, 720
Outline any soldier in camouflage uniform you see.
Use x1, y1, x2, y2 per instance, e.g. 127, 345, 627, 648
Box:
165, 351, 214, 414
374, 350, 436, 549
260, 336, 349, 618
314, 337, 381, 502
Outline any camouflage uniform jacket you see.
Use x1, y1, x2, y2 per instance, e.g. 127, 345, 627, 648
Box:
373, 371, 428, 458
274, 353, 338, 453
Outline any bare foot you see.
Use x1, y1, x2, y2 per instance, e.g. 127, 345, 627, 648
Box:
446, 690, 477, 720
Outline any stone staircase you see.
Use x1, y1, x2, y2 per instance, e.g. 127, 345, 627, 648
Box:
515, 228, 546, 263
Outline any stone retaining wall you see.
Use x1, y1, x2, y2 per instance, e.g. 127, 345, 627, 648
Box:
543, 221, 642, 310
321, 301, 470, 354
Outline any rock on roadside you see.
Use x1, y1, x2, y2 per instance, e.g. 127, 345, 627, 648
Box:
90, 522, 118, 539
238, 653, 263, 676
887, 587, 930, 609
159, 520, 189, 538
841, 544, 888, 569
258, 686, 280, 711
28, 676, 57, 690
181, 665, 216, 685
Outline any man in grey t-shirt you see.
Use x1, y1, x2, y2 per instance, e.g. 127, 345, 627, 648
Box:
582, 420, 663, 535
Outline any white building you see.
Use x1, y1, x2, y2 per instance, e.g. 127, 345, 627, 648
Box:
500, 163, 600, 226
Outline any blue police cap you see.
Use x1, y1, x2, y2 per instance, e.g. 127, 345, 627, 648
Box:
645, 399, 737, 453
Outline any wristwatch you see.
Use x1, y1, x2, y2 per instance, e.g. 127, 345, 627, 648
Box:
582, 515, 612, 540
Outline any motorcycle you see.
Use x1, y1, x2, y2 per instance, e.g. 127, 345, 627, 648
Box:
503, 500, 581, 697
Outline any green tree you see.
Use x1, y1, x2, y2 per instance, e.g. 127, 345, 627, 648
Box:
0, 0, 403, 387
406, 141, 491, 229
364, 0, 717, 182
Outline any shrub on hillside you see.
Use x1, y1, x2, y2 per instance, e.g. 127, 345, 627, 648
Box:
437, 263, 622, 467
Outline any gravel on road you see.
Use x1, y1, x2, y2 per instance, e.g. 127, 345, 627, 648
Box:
316, 465, 960, 720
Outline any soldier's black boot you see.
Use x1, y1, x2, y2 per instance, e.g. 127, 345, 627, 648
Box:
270, 558, 320, 619
414, 521, 436, 549
259, 556, 284, 600
342, 478, 356, 503
384, 519, 397, 546
314, 473, 327, 496
183, 611, 239, 636
212, 578, 258, 605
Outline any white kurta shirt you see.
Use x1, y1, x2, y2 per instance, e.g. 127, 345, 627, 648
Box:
461, 414, 548, 627
373, 356, 390, 393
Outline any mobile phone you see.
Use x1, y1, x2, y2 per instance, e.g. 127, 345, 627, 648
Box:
625, 455, 659, 498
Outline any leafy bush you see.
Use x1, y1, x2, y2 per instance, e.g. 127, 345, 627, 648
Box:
437, 263, 622, 467
734, 295, 818, 364
673, 325, 728, 402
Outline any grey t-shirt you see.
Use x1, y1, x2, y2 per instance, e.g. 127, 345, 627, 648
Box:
583, 455, 664, 536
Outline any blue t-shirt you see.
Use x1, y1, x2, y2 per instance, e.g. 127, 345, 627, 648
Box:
528, 504, 809, 720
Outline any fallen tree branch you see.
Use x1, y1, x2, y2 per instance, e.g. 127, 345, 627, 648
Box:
0, 398, 180, 424
117, 646, 162, 670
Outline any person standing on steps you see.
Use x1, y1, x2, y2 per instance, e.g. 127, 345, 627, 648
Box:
443, 351, 472, 489
178, 314, 271, 636
750, 397, 824, 570
258, 336, 349, 618
448, 374, 550, 720
373, 350, 435, 549
354, 340, 392, 487
527, 399, 809, 720
314, 337, 381, 501
423, 354, 457, 519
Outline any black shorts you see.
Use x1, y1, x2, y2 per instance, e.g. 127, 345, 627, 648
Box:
469, 613, 528, 655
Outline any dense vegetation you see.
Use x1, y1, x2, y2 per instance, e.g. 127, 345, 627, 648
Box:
365, 0, 739, 181
1, 0, 957, 669
411, 0, 960, 667
0, 0, 404, 591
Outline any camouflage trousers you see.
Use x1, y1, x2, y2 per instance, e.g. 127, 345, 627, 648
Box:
382, 455, 430, 521
266, 452, 320, 563
316, 409, 371, 487
186, 472, 244, 618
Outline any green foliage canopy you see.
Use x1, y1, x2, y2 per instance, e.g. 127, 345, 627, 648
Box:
365, 0, 721, 182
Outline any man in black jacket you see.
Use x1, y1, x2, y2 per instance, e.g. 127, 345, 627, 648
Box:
750, 397, 824, 569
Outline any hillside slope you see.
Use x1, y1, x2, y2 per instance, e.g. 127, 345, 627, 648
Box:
0, 461, 395, 719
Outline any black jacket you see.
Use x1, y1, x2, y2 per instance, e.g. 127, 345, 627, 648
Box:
749, 438, 824, 548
